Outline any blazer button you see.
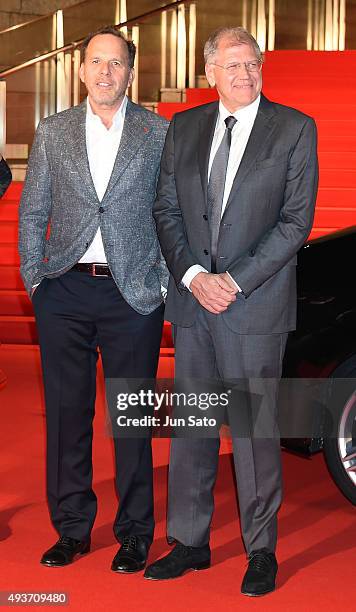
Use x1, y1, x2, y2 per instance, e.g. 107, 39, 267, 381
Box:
99, 206, 105, 213
203, 214, 208, 221
203, 249, 209, 255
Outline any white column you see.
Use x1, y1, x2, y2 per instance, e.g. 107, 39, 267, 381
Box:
242, 0, 248, 29
307, 0, 313, 49
250, 0, 257, 39
325, 0, 333, 49
131, 25, 139, 103
0, 81, 6, 150
161, 12, 167, 89
267, 0, 275, 50
35, 62, 41, 129
339, 0, 345, 50
177, 4, 186, 90
188, 3, 196, 88
332, 0, 339, 50
313, 0, 320, 50
170, 9, 177, 88
43, 60, 49, 118
120, 0, 128, 37
73, 48, 81, 106
56, 9, 66, 112
318, 0, 325, 50
64, 52, 72, 109
257, 0, 266, 52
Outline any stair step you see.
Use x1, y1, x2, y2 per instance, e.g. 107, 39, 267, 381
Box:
313, 208, 356, 227
0, 200, 19, 222
0, 315, 37, 344
0, 265, 23, 289
0, 290, 33, 315
317, 188, 356, 207
0, 222, 17, 243
0, 244, 20, 265
1, 182, 23, 201
319, 169, 356, 189
263, 50, 356, 75
318, 151, 356, 170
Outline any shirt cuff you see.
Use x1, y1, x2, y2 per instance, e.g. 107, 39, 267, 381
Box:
181, 265, 209, 292
226, 271, 242, 292
160, 285, 167, 301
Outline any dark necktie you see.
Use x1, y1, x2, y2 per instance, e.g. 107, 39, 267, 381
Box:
208, 115, 237, 273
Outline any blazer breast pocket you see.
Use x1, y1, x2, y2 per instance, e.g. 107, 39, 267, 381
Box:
255, 152, 289, 170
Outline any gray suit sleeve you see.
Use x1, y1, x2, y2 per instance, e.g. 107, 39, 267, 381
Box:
153, 118, 197, 288
18, 121, 52, 295
228, 118, 319, 297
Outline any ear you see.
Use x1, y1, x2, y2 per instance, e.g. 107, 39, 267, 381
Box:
79, 62, 85, 84
128, 67, 135, 88
205, 63, 215, 88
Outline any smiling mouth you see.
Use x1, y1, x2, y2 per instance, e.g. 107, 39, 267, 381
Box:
96, 82, 113, 88
233, 83, 253, 88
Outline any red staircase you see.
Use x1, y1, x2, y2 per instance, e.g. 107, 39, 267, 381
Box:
1, 52, 355, 346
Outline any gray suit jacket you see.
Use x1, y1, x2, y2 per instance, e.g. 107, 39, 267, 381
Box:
18, 99, 169, 314
153, 94, 319, 333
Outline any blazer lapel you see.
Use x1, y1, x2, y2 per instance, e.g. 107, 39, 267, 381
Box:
198, 102, 219, 206
102, 99, 151, 201
63, 101, 99, 201
222, 94, 277, 216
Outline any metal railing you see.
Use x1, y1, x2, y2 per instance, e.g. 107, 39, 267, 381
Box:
0, 0, 196, 152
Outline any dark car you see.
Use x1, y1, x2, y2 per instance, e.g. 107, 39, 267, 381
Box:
281, 225, 356, 505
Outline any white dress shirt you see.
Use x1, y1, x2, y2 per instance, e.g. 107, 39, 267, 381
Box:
79, 96, 128, 263
182, 94, 261, 290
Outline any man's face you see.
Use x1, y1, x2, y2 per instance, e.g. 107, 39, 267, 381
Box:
79, 34, 134, 109
205, 37, 262, 112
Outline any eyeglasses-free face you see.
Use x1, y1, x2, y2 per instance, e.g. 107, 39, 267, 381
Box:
205, 38, 263, 113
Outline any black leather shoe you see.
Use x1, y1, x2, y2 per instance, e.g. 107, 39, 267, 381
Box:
111, 536, 149, 573
241, 548, 278, 596
40, 536, 90, 567
144, 542, 211, 580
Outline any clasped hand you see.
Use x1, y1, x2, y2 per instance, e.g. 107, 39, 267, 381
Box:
190, 272, 238, 314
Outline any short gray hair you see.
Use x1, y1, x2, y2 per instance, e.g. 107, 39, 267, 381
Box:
204, 27, 262, 63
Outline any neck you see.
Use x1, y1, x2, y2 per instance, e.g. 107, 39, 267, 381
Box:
88, 97, 124, 129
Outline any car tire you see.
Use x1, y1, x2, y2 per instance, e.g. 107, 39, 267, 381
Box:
323, 355, 356, 505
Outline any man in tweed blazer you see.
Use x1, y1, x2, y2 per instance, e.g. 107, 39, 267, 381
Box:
18, 27, 168, 572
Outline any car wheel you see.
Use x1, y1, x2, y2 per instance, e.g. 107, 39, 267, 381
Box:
323, 355, 356, 505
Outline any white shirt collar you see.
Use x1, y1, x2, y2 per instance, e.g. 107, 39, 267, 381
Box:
86, 95, 128, 130
218, 94, 261, 126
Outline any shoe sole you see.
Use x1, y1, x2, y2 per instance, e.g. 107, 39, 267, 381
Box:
241, 584, 276, 597
111, 565, 146, 574
144, 561, 211, 580
40, 546, 90, 567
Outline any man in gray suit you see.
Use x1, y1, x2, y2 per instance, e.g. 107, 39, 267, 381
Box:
18, 26, 168, 572
145, 27, 318, 595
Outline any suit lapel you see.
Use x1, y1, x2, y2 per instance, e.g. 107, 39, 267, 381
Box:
102, 99, 150, 201
198, 102, 219, 206
222, 94, 277, 216
63, 100, 98, 200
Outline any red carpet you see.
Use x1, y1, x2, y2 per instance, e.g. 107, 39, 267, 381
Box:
1, 346, 355, 611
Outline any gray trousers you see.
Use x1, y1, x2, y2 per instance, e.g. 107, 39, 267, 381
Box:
167, 307, 288, 554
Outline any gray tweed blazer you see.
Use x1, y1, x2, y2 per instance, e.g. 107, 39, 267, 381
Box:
18, 99, 169, 314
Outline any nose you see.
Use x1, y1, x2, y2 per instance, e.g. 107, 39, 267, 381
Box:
100, 62, 110, 75
236, 63, 249, 77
